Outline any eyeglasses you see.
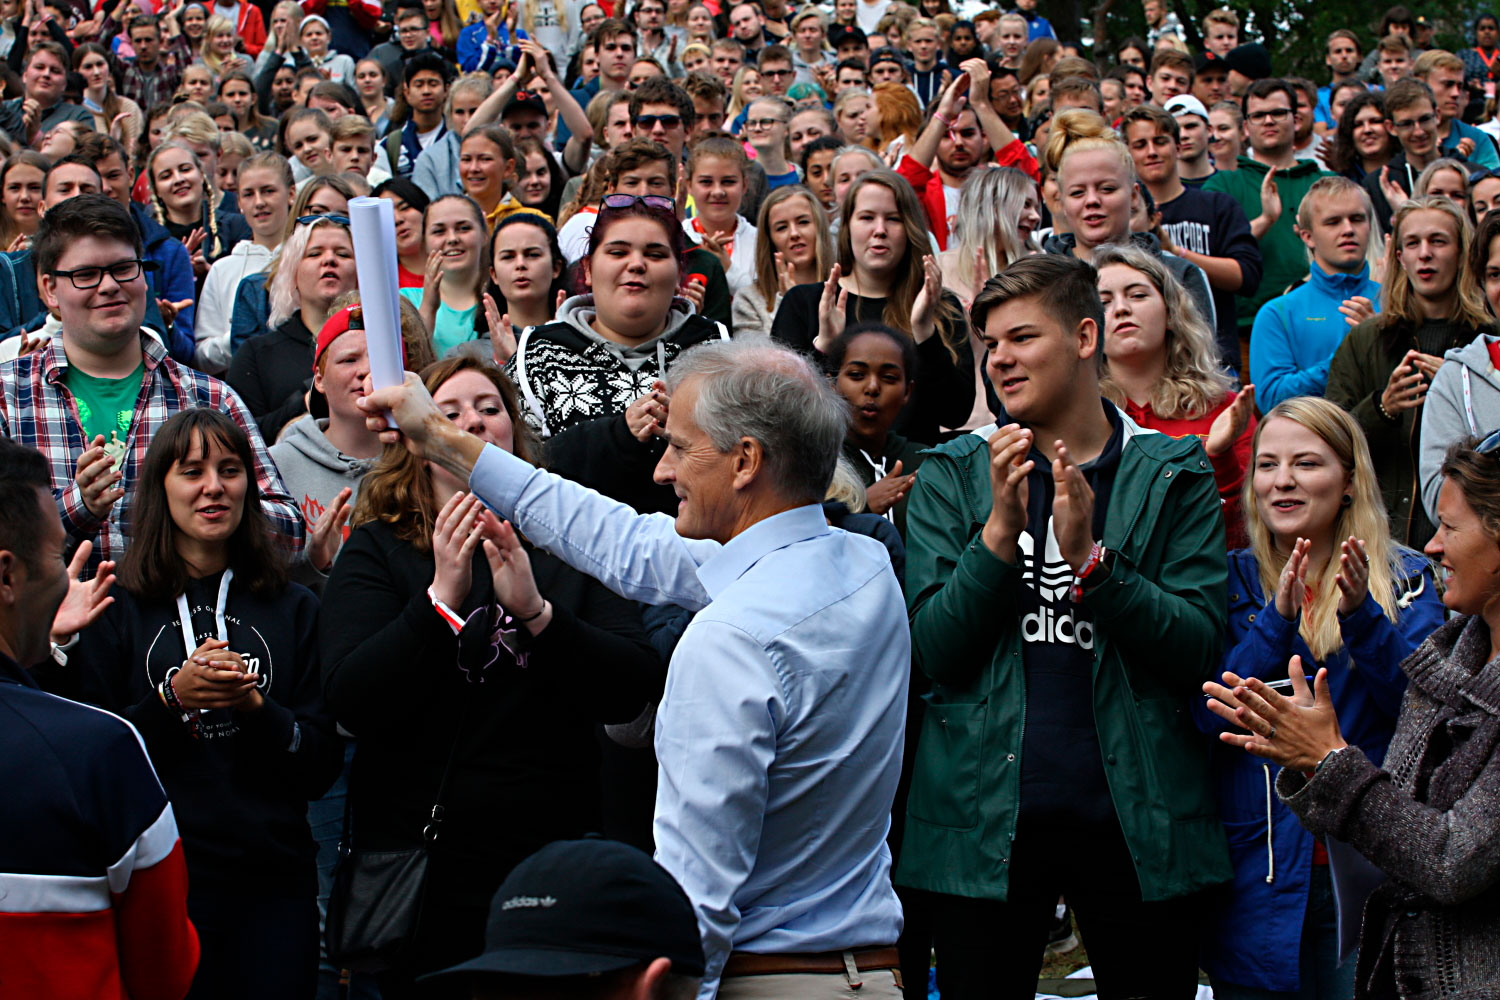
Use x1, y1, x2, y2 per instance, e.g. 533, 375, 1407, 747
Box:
760, 67, 794, 79
296, 213, 352, 226
1392, 112, 1437, 132
601, 193, 677, 212
49, 258, 155, 289
1246, 108, 1293, 123
744, 117, 786, 131
396, 25, 426, 34
633, 113, 682, 129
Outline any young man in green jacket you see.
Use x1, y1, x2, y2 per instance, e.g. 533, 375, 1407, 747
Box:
897, 254, 1231, 998
1205, 78, 1331, 346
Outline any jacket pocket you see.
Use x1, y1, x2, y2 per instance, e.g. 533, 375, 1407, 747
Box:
907, 698, 986, 831
1138, 696, 1218, 821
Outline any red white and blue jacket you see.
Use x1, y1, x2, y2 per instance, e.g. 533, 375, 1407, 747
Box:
0, 652, 199, 1000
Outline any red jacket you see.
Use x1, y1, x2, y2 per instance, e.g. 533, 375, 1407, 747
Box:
896, 138, 1039, 251
231, 2, 267, 58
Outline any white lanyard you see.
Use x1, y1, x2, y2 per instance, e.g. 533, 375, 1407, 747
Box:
176, 568, 235, 657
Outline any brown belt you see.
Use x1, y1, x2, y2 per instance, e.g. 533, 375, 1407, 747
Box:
721, 945, 900, 978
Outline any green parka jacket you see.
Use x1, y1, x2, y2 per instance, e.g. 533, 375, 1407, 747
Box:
1325, 315, 1493, 549
894, 417, 1233, 902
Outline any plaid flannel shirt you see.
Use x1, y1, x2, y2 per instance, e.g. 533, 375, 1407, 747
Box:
107, 30, 192, 111
0, 334, 304, 576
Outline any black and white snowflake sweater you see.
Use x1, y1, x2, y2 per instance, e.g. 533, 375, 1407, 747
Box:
505, 294, 729, 437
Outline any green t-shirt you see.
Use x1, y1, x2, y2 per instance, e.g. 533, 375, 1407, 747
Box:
64, 360, 145, 463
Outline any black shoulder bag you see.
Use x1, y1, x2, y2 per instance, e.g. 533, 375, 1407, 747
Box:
325, 724, 467, 974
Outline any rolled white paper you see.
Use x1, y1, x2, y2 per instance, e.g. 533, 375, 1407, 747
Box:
349, 196, 403, 426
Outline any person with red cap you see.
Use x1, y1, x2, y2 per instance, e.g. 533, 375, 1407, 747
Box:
269, 300, 384, 584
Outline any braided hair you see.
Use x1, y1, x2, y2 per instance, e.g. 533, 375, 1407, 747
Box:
145, 141, 225, 261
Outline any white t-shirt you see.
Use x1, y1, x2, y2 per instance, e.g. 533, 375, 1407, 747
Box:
855, 0, 892, 35
681, 215, 757, 296
942, 183, 961, 239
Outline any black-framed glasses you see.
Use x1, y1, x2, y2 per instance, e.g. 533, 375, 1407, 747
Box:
48, 258, 156, 289
744, 116, 786, 131
760, 67, 794, 79
296, 213, 351, 226
1246, 108, 1293, 123
633, 113, 682, 130
600, 193, 676, 212
1391, 112, 1437, 132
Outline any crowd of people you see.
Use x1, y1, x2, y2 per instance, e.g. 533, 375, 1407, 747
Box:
1, 0, 1500, 999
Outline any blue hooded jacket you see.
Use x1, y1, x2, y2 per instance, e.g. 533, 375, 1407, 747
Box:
1195, 547, 1444, 992
1249, 261, 1380, 413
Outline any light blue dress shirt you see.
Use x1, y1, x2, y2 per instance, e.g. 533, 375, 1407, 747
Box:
470, 445, 908, 997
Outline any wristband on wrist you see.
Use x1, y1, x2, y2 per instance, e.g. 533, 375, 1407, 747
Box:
932, 111, 952, 127
1070, 543, 1107, 603
512, 599, 547, 624
428, 586, 466, 634
1314, 746, 1348, 775
160, 667, 202, 738
1376, 396, 1400, 423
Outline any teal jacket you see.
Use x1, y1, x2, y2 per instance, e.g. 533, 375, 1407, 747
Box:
895, 415, 1232, 902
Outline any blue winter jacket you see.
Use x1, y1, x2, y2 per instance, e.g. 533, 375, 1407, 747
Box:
1195, 547, 1444, 992
134, 204, 198, 361
228, 272, 270, 356
1249, 262, 1380, 413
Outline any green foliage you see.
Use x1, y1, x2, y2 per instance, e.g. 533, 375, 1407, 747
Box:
1040, 0, 1485, 80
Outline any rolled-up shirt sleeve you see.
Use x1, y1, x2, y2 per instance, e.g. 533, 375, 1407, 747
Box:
652, 617, 779, 998
469, 443, 717, 609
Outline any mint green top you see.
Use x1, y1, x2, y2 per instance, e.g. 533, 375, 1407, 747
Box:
400, 287, 478, 357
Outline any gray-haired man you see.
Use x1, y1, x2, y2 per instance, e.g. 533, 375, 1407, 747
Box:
359, 340, 907, 999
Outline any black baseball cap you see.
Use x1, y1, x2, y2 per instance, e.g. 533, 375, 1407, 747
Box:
1194, 51, 1228, 75
419, 839, 705, 982
829, 24, 867, 49
869, 47, 907, 70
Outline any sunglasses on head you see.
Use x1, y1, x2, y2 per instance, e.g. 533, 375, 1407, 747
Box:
296, 213, 352, 226
600, 193, 676, 212
1479, 427, 1500, 456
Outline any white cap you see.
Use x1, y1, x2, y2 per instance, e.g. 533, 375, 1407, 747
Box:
1164, 94, 1210, 121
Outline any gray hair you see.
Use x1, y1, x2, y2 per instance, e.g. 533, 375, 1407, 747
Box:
825, 455, 868, 511
667, 340, 849, 504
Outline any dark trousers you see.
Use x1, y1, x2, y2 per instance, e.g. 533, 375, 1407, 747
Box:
928, 820, 1203, 1000
187, 889, 320, 1000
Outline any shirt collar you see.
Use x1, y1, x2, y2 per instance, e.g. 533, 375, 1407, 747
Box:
696, 503, 830, 599
44, 332, 162, 385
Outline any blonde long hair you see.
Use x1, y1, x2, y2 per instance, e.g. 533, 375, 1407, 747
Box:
1243, 397, 1404, 662
268, 217, 351, 327
1094, 243, 1230, 420
1381, 195, 1490, 333
752, 184, 833, 310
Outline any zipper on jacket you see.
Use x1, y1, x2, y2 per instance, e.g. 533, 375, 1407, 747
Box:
1262, 762, 1275, 884
955, 446, 1024, 875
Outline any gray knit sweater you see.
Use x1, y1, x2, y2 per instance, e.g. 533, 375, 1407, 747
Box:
1277, 614, 1500, 999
